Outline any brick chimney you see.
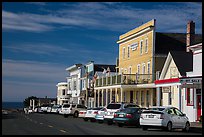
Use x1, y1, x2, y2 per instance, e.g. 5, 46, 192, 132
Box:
186, 20, 195, 52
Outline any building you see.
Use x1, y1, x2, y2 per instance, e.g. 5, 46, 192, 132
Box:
66, 64, 85, 104
83, 61, 116, 108
56, 82, 69, 105
180, 42, 202, 122
154, 51, 193, 109
94, 19, 202, 108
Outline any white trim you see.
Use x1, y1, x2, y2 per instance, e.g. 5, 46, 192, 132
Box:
119, 31, 153, 45
117, 27, 152, 44
122, 47, 126, 59
145, 38, 148, 53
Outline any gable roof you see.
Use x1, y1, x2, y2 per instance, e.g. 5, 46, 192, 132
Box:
170, 51, 193, 76
155, 32, 202, 55
94, 64, 116, 72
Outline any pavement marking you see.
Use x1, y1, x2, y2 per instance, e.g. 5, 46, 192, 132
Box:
59, 129, 67, 133
40, 123, 43, 125
48, 125, 53, 128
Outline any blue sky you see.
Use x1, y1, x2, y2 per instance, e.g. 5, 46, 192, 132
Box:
2, 2, 202, 102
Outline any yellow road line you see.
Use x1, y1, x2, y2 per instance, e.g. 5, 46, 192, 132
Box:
59, 129, 67, 133
48, 125, 53, 128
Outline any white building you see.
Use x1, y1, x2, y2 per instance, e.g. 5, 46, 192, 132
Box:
66, 64, 85, 104
180, 42, 202, 122
56, 82, 69, 105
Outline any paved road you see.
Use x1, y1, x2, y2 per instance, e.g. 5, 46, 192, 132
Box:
2, 112, 202, 135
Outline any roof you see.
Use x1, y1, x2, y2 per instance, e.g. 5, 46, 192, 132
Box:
170, 51, 193, 76
155, 32, 202, 55
94, 64, 116, 72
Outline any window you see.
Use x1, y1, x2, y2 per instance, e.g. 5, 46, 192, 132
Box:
147, 62, 150, 79
68, 82, 71, 90
140, 40, 143, 55
136, 91, 140, 105
122, 47, 125, 59
146, 90, 150, 107
73, 81, 77, 90
137, 64, 140, 74
145, 38, 148, 53
62, 89, 66, 95
142, 63, 145, 74
129, 66, 132, 74
127, 46, 130, 58
186, 88, 194, 106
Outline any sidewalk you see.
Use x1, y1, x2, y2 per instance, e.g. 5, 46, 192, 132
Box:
190, 122, 202, 133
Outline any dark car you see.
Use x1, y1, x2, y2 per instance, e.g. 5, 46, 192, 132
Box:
113, 107, 142, 127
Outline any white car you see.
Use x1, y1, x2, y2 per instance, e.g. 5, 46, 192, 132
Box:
140, 106, 190, 132
59, 104, 72, 117
78, 110, 87, 118
95, 107, 106, 123
83, 107, 103, 122
50, 105, 61, 114
104, 102, 140, 125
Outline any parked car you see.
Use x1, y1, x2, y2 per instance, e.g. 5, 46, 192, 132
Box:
140, 106, 190, 132
103, 102, 140, 125
95, 107, 107, 123
40, 104, 49, 113
84, 107, 103, 122
113, 107, 142, 127
47, 104, 54, 113
59, 104, 72, 117
78, 109, 87, 118
70, 104, 87, 118
50, 105, 61, 114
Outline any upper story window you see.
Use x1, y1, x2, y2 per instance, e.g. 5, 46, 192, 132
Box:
145, 38, 148, 53
127, 46, 130, 58
122, 47, 126, 59
73, 81, 77, 90
137, 64, 140, 74
142, 63, 145, 74
140, 40, 143, 55
68, 82, 71, 90
147, 62, 150, 79
129, 66, 132, 74
62, 89, 66, 96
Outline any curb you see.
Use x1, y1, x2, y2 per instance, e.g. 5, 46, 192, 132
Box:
190, 127, 202, 133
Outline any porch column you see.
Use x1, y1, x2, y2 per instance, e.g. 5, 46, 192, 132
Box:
115, 88, 118, 102
101, 89, 104, 106
156, 87, 161, 106
121, 88, 123, 102
98, 90, 100, 107
32, 99, 35, 110
106, 89, 108, 106
110, 88, 112, 103
94, 90, 96, 107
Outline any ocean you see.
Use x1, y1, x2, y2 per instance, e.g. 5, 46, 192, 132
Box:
2, 102, 24, 109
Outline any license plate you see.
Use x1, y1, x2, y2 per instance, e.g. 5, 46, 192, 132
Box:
119, 114, 124, 117
148, 115, 154, 118
109, 112, 113, 115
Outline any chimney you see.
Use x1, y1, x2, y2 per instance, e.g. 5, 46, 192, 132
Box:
186, 20, 195, 52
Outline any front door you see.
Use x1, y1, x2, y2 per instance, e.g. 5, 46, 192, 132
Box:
197, 95, 201, 121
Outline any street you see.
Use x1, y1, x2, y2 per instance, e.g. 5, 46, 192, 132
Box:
2, 111, 202, 135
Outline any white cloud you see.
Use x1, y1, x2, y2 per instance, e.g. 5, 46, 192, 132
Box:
2, 2, 202, 33
2, 59, 67, 82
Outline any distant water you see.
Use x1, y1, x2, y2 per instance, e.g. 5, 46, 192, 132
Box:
2, 102, 24, 109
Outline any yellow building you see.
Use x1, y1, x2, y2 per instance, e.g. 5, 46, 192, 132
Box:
94, 19, 188, 108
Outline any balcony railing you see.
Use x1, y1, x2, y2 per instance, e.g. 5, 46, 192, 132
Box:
95, 73, 155, 87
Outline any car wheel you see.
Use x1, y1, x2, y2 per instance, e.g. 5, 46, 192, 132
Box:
142, 126, 148, 130
118, 123, 123, 127
73, 111, 79, 118
64, 114, 68, 118
183, 122, 190, 132
107, 121, 113, 125
83, 118, 88, 121
167, 122, 172, 132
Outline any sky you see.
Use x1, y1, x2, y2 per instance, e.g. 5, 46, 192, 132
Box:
2, 2, 202, 102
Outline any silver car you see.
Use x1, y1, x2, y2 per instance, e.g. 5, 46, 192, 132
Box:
140, 106, 190, 132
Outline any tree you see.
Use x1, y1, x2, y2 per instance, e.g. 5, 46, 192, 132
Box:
23, 96, 38, 107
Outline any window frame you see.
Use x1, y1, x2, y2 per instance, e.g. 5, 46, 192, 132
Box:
186, 88, 194, 106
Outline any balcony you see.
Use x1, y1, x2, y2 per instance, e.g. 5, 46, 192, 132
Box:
95, 73, 155, 87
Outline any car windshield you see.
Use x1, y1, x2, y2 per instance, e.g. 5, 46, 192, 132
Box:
149, 107, 165, 111
124, 104, 140, 108
63, 104, 70, 108
107, 104, 121, 109
92, 107, 103, 110
122, 108, 140, 113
